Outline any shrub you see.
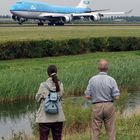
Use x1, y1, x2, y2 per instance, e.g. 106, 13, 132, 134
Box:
87, 38, 109, 52
108, 37, 124, 51
0, 37, 140, 60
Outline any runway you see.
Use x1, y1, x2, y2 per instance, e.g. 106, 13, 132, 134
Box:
0, 23, 140, 28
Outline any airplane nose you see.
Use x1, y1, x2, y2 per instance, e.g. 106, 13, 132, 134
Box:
10, 10, 15, 15
10, 10, 18, 16
10, 5, 17, 13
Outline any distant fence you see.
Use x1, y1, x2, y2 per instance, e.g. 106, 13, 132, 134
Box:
0, 37, 140, 60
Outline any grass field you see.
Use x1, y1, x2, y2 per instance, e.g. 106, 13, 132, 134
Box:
0, 51, 139, 102
0, 26, 140, 42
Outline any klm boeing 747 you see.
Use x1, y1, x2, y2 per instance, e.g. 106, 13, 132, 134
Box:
10, 0, 132, 26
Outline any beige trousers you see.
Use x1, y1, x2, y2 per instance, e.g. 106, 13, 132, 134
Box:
92, 102, 116, 140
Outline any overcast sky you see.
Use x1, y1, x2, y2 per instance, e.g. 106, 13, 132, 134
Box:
1, 0, 139, 16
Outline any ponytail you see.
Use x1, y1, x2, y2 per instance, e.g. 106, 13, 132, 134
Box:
47, 65, 60, 92
51, 74, 60, 92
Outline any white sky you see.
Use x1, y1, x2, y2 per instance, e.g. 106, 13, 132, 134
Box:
1, 0, 139, 16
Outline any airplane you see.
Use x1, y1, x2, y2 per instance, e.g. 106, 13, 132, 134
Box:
10, 0, 132, 26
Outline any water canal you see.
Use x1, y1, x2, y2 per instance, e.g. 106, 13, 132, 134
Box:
0, 91, 140, 139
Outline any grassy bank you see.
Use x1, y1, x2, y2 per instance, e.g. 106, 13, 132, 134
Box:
64, 114, 140, 140
28, 116, 140, 140
10, 116, 140, 140
9, 95, 140, 140
0, 26, 140, 42
0, 51, 140, 102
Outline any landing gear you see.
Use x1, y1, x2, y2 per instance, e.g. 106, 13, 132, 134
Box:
48, 22, 55, 26
18, 22, 22, 25
56, 22, 64, 26
48, 22, 64, 26
17, 18, 27, 25
38, 22, 44, 26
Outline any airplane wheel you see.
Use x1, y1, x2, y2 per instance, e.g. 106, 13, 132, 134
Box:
48, 22, 55, 26
55, 23, 64, 26
18, 23, 22, 25
48, 22, 64, 26
38, 22, 44, 26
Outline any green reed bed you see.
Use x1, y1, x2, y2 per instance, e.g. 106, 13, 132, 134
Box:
0, 51, 140, 102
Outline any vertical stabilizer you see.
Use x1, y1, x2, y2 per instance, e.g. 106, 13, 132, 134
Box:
77, 0, 92, 8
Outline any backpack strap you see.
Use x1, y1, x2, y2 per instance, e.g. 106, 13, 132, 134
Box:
43, 82, 49, 91
43, 82, 61, 101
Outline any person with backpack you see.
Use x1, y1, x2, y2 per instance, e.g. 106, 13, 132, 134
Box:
35, 65, 65, 140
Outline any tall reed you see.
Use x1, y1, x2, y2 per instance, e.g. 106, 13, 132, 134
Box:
0, 51, 139, 102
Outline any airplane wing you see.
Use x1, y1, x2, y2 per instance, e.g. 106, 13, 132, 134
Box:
38, 9, 133, 23
99, 9, 133, 15
72, 9, 133, 21
85, 9, 110, 13
73, 9, 133, 17
39, 9, 132, 18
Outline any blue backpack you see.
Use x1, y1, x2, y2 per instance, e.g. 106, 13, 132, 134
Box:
43, 83, 59, 115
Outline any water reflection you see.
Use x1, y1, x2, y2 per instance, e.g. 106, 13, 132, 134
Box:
0, 101, 35, 138
123, 91, 140, 117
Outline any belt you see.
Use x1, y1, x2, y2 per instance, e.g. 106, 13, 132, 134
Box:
92, 101, 113, 104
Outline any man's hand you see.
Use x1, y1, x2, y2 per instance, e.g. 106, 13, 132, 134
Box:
114, 96, 120, 100
85, 96, 92, 100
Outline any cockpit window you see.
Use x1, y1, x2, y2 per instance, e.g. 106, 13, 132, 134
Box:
16, 2, 22, 4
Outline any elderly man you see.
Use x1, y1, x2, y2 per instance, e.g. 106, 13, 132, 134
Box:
85, 59, 120, 140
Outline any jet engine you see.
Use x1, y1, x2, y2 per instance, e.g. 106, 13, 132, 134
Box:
12, 15, 27, 24
12, 15, 17, 21
61, 16, 72, 23
12, 15, 21, 21
89, 14, 101, 21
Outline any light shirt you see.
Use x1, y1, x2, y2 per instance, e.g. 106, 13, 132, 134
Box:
85, 72, 120, 104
